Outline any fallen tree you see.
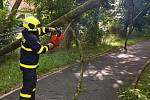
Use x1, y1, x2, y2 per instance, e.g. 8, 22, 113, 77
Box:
0, 0, 101, 56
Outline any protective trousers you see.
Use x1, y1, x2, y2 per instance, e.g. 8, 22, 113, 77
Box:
20, 67, 37, 100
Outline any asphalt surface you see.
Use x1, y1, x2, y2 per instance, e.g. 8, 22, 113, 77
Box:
1, 40, 150, 100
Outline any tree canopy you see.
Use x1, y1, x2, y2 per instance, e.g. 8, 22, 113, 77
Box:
0, 0, 150, 55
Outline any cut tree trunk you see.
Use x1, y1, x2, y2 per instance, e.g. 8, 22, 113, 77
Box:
0, 0, 101, 56
0, 39, 22, 56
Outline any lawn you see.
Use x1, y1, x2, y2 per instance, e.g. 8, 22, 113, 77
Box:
118, 62, 150, 100
137, 62, 150, 99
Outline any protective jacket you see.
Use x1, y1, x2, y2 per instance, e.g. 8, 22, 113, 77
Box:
20, 27, 51, 69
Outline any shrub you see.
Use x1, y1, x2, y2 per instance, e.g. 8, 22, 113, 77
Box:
0, 9, 7, 25
118, 88, 148, 100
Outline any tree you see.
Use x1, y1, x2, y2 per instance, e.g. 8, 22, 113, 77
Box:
0, 0, 22, 34
0, 0, 102, 56
10, 0, 22, 16
122, 0, 135, 37
0, 0, 22, 49
79, 7, 100, 46
123, 0, 150, 51
123, 0, 150, 36
0, 0, 3, 9
64, 27, 74, 49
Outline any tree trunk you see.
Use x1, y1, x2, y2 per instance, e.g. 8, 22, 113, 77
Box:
10, 0, 22, 16
123, 0, 135, 39
74, 26, 80, 48
122, 23, 128, 38
124, 26, 134, 51
0, 0, 101, 56
123, 0, 134, 51
64, 28, 73, 50
0, 39, 22, 56
124, 6, 149, 51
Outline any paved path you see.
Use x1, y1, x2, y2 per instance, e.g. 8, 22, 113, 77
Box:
1, 40, 150, 100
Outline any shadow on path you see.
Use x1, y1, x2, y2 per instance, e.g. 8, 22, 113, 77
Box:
1, 40, 150, 100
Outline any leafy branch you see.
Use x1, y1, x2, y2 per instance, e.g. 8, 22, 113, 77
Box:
65, 20, 85, 100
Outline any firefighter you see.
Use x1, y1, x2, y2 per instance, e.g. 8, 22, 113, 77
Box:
19, 16, 62, 100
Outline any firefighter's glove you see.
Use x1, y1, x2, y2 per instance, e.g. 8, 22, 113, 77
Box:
46, 43, 54, 49
55, 27, 62, 36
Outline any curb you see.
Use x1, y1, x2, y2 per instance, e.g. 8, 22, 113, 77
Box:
132, 59, 150, 88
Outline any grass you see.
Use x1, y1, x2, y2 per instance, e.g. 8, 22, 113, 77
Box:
136, 63, 150, 99
0, 54, 21, 94
0, 35, 149, 95
117, 34, 150, 100
118, 63, 150, 100
38, 44, 115, 73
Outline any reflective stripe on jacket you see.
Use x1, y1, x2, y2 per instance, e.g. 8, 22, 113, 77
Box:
20, 28, 49, 69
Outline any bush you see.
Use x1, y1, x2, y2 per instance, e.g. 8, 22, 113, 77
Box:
0, 9, 7, 25
118, 88, 148, 100
0, 8, 22, 48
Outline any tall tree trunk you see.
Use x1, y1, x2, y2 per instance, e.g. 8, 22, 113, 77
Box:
92, 6, 100, 46
124, 6, 149, 51
124, 26, 134, 51
123, 0, 136, 38
64, 18, 80, 50
122, 23, 128, 38
74, 26, 80, 47
0, 0, 101, 56
124, 0, 135, 51
64, 27, 73, 50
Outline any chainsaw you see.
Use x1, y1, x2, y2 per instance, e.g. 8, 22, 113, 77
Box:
49, 22, 73, 51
